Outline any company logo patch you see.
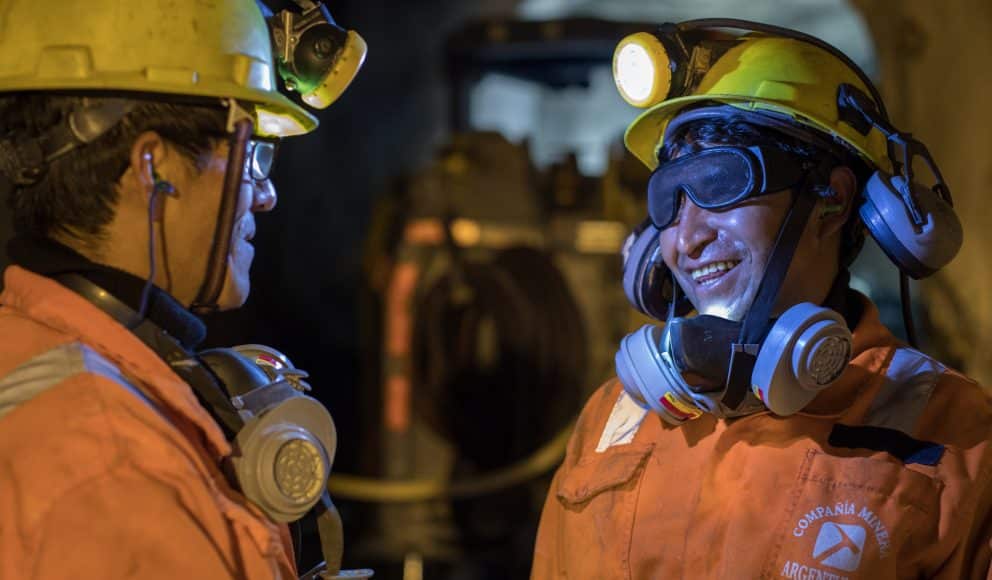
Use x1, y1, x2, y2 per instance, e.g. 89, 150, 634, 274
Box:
782, 501, 890, 577
813, 522, 866, 571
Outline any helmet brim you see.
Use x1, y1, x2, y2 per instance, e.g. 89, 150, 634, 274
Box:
0, 77, 319, 138
624, 94, 888, 172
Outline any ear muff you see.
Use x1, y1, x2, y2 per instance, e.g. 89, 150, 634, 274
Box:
750, 303, 851, 415
836, 83, 963, 279
621, 221, 692, 320
860, 173, 963, 279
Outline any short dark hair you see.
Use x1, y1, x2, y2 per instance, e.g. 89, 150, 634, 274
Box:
0, 94, 228, 245
661, 114, 871, 266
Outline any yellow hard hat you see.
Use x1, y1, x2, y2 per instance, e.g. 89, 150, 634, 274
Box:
614, 22, 891, 173
0, 0, 321, 137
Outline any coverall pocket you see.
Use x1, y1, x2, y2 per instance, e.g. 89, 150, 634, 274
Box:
766, 449, 941, 580
557, 442, 654, 504
553, 442, 654, 579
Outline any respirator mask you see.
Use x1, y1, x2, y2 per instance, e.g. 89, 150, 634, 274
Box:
54, 274, 364, 579
194, 344, 336, 523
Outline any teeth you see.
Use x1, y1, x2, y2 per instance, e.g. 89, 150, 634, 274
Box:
690, 260, 739, 281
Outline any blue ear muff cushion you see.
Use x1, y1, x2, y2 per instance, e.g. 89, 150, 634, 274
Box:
859, 194, 934, 279
621, 227, 673, 319
621, 227, 693, 320
621, 228, 659, 316
860, 172, 962, 279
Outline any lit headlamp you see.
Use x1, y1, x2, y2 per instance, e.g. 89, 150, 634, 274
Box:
268, 0, 368, 109
612, 32, 674, 108
612, 22, 740, 109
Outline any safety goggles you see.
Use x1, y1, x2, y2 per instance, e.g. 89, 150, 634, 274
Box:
648, 145, 808, 229
245, 138, 278, 181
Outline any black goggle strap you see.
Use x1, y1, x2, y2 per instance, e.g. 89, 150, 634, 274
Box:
751, 145, 808, 193
721, 166, 820, 409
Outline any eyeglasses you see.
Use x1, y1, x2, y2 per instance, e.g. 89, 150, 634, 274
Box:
648, 145, 808, 229
245, 138, 278, 181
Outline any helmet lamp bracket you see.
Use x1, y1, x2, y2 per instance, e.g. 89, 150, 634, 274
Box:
655, 22, 692, 99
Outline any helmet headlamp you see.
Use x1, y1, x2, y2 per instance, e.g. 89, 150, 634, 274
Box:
612, 23, 737, 110
267, 0, 367, 109
612, 32, 671, 108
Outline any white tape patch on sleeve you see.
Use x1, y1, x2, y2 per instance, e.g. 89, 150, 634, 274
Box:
595, 390, 649, 452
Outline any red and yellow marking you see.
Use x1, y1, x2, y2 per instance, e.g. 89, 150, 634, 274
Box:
255, 353, 282, 369
753, 384, 765, 403
659, 392, 703, 421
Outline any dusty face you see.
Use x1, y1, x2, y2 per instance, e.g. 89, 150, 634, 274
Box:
658, 188, 794, 321
655, 160, 855, 324
161, 141, 277, 310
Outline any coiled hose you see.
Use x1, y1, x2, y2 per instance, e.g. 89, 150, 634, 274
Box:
328, 245, 587, 502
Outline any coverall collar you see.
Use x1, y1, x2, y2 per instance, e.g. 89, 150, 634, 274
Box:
0, 264, 232, 458
6, 235, 206, 350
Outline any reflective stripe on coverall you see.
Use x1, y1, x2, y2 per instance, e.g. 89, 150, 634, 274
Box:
532, 294, 992, 579
0, 266, 297, 579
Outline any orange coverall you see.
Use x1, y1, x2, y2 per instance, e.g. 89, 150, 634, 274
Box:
532, 295, 992, 579
0, 266, 297, 578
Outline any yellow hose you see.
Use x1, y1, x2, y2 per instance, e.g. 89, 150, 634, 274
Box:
327, 423, 573, 502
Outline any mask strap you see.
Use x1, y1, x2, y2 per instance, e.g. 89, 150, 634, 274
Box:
721, 168, 820, 408
54, 273, 244, 437
312, 492, 345, 577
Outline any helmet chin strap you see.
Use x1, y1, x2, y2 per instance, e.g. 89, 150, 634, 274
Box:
720, 167, 821, 409
190, 114, 253, 315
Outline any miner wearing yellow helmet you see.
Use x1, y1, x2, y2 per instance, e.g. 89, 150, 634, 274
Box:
0, 0, 368, 578
532, 20, 992, 578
